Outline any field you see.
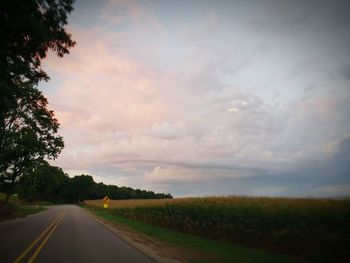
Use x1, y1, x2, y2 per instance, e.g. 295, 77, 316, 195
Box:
85, 196, 350, 262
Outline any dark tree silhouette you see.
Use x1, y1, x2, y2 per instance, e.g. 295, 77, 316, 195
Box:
0, 0, 75, 202
0, 84, 64, 202
18, 168, 174, 203
71, 175, 95, 203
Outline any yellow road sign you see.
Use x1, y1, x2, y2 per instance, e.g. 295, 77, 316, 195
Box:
102, 196, 110, 208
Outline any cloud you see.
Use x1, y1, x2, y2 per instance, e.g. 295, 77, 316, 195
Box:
40, 0, 350, 196
144, 166, 205, 183
144, 165, 254, 184
309, 185, 350, 197
335, 137, 350, 161
335, 64, 350, 80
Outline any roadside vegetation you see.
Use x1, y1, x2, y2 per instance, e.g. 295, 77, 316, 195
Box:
0, 193, 46, 222
85, 205, 304, 263
85, 196, 350, 262
85, 198, 173, 208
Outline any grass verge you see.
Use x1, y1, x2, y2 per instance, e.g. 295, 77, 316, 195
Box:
18, 205, 46, 216
84, 205, 305, 263
0, 203, 46, 222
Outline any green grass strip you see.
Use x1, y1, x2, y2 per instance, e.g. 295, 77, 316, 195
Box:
19, 206, 46, 216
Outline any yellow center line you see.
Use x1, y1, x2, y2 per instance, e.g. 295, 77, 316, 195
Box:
13, 212, 64, 263
27, 212, 65, 263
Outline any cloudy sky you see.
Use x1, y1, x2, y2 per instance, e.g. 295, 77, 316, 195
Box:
40, 0, 350, 197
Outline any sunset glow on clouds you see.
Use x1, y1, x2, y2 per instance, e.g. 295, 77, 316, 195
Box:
40, 0, 350, 196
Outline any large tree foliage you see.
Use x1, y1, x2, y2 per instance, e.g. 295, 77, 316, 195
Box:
0, 0, 75, 202
0, 0, 75, 118
18, 161, 69, 203
0, 0, 75, 82
0, 85, 64, 198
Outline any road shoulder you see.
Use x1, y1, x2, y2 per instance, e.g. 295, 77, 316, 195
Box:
82, 206, 184, 263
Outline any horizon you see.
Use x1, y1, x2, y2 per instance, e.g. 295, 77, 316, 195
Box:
39, 0, 350, 198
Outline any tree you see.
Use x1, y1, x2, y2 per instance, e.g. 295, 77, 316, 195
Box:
18, 162, 68, 203
0, 85, 64, 202
0, 0, 75, 82
0, 0, 75, 202
71, 175, 95, 203
1, 0, 75, 119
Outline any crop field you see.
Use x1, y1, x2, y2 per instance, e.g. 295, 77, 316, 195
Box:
85, 196, 350, 262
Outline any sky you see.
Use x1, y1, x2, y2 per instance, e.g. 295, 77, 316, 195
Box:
40, 0, 350, 197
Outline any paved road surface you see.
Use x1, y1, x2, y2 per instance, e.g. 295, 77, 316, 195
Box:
0, 205, 155, 263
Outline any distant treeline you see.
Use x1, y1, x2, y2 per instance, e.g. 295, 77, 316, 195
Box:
14, 164, 172, 203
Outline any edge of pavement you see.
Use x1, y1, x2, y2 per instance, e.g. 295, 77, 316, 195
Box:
82, 206, 183, 263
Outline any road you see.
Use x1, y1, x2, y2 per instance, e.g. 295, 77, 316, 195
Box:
0, 205, 155, 263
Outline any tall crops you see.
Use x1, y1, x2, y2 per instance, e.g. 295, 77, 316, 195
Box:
85, 197, 350, 262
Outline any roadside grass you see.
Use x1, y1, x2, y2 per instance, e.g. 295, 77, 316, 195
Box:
0, 203, 46, 222
84, 205, 305, 263
24, 200, 58, 206
19, 205, 46, 216
0, 193, 46, 222
0, 193, 21, 205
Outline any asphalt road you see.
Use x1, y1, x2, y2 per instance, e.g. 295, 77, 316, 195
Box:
0, 205, 155, 263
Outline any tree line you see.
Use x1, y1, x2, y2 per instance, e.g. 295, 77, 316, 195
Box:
16, 162, 172, 203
